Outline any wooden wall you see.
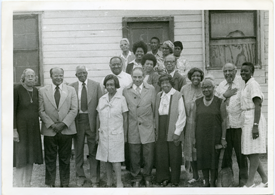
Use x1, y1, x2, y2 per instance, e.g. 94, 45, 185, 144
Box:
41, 10, 203, 85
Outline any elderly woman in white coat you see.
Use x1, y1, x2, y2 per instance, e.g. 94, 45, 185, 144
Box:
96, 74, 128, 187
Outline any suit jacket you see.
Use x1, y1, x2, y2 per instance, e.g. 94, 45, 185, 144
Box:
69, 79, 102, 132
39, 84, 78, 136
123, 82, 156, 144
172, 70, 187, 91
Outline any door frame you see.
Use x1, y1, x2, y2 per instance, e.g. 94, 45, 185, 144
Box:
122, 16, 174, 43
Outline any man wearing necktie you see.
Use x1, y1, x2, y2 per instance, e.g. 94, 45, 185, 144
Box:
39, 67, 78, 187
70, 66, 102, 187
123, 67, 156, 187
216, 63, 248, 187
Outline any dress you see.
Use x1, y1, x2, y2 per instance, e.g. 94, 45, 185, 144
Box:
96, 92, 128, 162
240, 77, 267, 155
180, 83, 203, 161
13, 84, 43, 168
195, 96, 222, 170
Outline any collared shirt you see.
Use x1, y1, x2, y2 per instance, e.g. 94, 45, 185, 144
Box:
176, 55, 190, 77
169, 70, 176, 78
148, 50, 165, 72
148, 49, 163, 59
78, 80, 88, 113
52, 83, 63, 96
101, 71, 132, 95
120, 51, 135, 71
132, 83, 144, 93
128, 59, 142, 70
216, 76, 245, 128
158, 88, 186, 136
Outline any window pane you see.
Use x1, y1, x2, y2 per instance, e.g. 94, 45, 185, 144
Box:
210, 12, 255, 38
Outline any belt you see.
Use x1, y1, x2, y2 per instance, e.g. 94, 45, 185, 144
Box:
242, 108, 254, 111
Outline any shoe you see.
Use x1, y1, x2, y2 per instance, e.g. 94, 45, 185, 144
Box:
61, 185, 69, 187
91, 183, 98, 188
243, 183, 255, 188
188, 178, 199, 184
161, 180, 170, 187
145, 181, 152, 187
171, 183, 179, 187
46, 184, 55, 188
76, 177, 86, 187
132, 181, 140, 187
255, 182, 268, 188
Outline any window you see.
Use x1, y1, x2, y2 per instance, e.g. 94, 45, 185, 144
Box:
13, 14, 41, 85
206, 10, 258, 69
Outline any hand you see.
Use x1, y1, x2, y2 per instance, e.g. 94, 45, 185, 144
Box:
221, 139, 227, 148
54, 122, 66, 133
223, 88, 238, 98
252, 125, 259, 139
172, 133, 180, 146
13, 128, 20, 142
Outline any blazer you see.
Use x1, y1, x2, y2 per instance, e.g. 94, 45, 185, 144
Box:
123, 82, 156, 144
39, 84, 78, 136
70, 79, 102, 132
146, 71, 160, 94
172, 70, 187, 91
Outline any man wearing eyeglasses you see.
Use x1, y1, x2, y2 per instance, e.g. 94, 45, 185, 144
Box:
164, 54, 186, 91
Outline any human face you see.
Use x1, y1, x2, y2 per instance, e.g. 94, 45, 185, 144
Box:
51, 68, 64, 86
164, 55, 176, 73
76, 68, 88, 82
135, 47, 145, 61
24, 70, 36, 87
132, 69, 144, 87
174, 46, 182, 57
150, 39, 160, 52
240, 65, 253, 82
161, 80, 172, 93
120, 40, 129, 52
223, 64, 237, 83
202, 80, 214, 98
162, 44, 171, 57
143, 60, 154, 73
110, 58, 122, 75
191, 71, 202, 86
106, 79, 116, 95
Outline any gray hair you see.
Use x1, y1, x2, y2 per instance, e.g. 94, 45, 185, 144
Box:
75, 65, 88, 72
201, 74, 216, 87
132, 67, 145, 76
120, 38, 130, 45
20, 68, 37, 83
222, 63, 237, 71
164, 54, 176, 61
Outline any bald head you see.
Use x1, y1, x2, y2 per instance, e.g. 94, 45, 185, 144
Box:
223, 63, 237, 83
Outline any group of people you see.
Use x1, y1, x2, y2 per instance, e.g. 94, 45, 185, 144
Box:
13, 37, 268, 188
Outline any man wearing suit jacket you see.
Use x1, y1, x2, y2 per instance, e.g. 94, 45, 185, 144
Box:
39, 67, 78, 187
164, 54, 186, 91
123, 67, 156, 187
70, 66, 102, 187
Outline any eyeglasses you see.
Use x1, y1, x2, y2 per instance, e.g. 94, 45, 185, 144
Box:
164, 61, 175, 65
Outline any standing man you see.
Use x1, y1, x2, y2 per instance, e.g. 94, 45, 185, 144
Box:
39, 67, 78, 187
70, 66, 102, 187
101, 56, 132, 170
148, 37, 165, 74
216, 63, 248, 187
123, 67, 156, 187
164, 54, 186, 91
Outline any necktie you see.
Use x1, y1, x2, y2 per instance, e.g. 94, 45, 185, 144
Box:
54, 86, 60, 108
81, 82, 88, 112
136, 86, 141, 95
226, 83, 232, 106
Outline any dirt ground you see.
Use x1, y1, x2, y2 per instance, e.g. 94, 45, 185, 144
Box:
13, 148, 268, 188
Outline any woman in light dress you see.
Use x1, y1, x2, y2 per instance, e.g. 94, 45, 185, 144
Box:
174, 41, 191, 78
240, 62, 268, 188
96, 74, 128, 187
119, 38, 135, 71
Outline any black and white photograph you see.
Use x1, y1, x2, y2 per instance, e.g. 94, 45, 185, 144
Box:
2, 0, 274, 194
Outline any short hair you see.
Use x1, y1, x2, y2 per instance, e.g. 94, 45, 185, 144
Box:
163, 40, 174, 53
120, 38, 130, 45
164, 54, 176, 61
242, 62, 255, 74
222, 63, 237, 71
201, 75, 215, 87
109, 56, 123, 64
50, 67, 64, 77
187, 68, 204, 81
132, 41, 148, 54
20, 68, 37, 83
174, 41, 183, 50
75, 65, 88, 73
103, 74, 120, 89
132, 67, 145, 76
158, 74, 175, 87
150, 37, 160, 44
141, 53, 157, 67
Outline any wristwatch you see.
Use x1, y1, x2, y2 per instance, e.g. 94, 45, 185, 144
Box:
253, 123, 259, 126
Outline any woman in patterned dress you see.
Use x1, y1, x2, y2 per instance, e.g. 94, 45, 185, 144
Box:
240, 62, 268, 188
96, 75, 128, 187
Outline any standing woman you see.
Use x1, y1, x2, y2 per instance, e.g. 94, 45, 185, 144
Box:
174, 41, 190, 78
155, 74, 186, 187
141, 53, 160, 93
119, 38, 135, 71
240, 62, 268, 188
157, 40, 174, 75
14, 69, 43, 187
126, 41, 147, 74
192, 76, 227, 187
180, 68, 204, 184
96, 75, 128, 187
